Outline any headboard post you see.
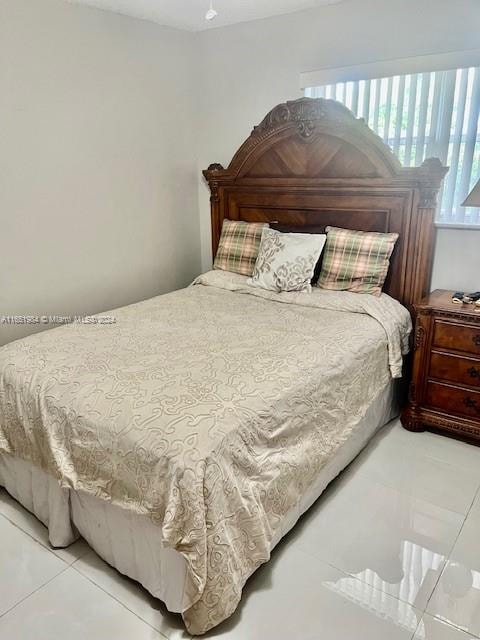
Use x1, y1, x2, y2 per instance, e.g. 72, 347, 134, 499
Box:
204, 98, 448, 311
205, 163, 225, 257
404, 158, 449, 309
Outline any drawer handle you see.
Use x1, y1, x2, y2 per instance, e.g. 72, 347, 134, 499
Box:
473, 335, 480, 347
463, 397, 480, 414
467, 366, 480, 379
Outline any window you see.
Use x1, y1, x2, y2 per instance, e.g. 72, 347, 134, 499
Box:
305, 67, 480, 226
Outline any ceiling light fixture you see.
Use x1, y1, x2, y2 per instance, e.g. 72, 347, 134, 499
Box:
205, 0, 218, 21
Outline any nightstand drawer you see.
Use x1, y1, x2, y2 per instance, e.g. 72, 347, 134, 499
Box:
426, 380, 480, 419
430, 351, 480, 388
433, 320, 480, 355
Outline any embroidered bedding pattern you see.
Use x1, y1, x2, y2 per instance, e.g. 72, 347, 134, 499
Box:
248, 227, 326, 292
213, 219, 267, 276
0, 271, 410, 634
318, 226, 399, 295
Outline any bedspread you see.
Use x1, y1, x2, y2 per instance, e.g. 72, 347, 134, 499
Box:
0, 271, 411, 634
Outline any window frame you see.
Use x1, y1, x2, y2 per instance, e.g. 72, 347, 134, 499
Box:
302, 50, 480, 228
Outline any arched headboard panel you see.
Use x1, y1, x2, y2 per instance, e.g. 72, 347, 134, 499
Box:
203, 98, 448, 311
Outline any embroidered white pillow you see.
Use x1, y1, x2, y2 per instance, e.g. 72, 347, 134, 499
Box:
248, 228, 326, 293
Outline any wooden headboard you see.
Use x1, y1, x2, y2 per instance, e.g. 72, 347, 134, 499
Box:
203, 97, 448, 311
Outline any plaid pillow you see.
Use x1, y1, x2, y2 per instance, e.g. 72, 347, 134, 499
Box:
317, 226, 398, 295
214, 219, 267, 276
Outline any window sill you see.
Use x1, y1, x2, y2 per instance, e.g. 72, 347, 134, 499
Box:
435, 223, 480, 231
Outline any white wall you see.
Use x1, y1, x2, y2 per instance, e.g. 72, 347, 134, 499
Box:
195, 0, 480, 289
432, 228, 479, 292
0, 0, 201, 345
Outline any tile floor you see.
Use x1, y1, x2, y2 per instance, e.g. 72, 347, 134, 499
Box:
1, 418, 480, 639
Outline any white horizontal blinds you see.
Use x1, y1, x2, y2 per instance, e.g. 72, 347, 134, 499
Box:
305, 65, 480, 225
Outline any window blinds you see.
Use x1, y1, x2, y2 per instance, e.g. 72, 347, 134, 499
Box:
306, 68, 480, 226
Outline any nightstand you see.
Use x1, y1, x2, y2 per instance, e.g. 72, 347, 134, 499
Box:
402, 290, 480, 443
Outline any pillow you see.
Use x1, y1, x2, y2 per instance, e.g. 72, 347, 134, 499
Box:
214, 219, 267, 276
317, 226, 399, 296
248, 227, 326, 293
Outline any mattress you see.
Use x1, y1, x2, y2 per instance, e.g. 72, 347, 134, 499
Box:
0, 270, 411, 633
0, 378, 397, 615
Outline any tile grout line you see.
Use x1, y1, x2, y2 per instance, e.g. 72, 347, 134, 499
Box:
1, 505, 180, 639
0, 511, 171, 636
376, 439, 480, 636
353, 424, 480, 512
0, 563, 71, 621
294, 546, 423, 637
325, 474, 471, 612
0, 505, 89, 565
296, 525, 478, 640
410, 617, 478, 640
292, 473, 473, 633
0, 510, 74, 564
354, 466, 477, 518
423, 483, 480, 638
409, 616, 422, 640
70, 562, 171, 640
431, 617, 480, 640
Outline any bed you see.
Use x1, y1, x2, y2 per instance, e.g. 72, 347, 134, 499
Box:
0, 98, 447, 635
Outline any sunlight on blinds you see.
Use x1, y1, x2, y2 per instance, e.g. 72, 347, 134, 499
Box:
306, 68, 480, 226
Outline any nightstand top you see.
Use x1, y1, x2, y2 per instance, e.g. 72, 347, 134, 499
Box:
418, 289, 480, 317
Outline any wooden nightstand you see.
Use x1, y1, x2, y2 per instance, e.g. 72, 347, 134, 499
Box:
402, 290, 480, 443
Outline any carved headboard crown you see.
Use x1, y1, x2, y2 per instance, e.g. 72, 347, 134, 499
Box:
204, 97, 448, 311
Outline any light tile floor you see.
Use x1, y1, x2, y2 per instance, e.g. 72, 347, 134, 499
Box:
1, 418, 480, 639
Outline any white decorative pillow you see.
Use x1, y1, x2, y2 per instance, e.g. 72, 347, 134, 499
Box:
248, 228, 326, 293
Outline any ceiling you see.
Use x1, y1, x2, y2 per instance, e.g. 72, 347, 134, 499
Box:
68, 0, 344, 32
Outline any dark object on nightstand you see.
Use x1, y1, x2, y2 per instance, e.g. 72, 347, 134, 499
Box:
402, 290, 480, 444
462, 291, 480, 304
